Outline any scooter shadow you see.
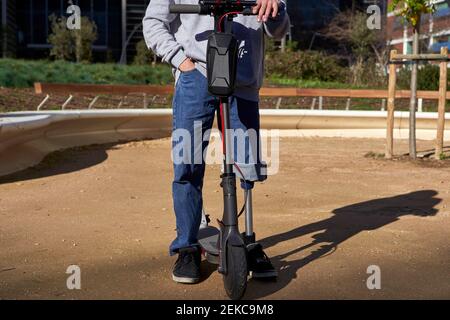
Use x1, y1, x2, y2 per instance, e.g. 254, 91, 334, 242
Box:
199, 261, 219, 283
244, 190, 441, 299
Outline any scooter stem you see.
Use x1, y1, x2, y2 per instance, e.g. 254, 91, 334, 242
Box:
220, 98, 238, 227
244, 189, 254, 236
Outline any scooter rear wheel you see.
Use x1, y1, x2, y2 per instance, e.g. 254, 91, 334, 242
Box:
223, 244, 248, 300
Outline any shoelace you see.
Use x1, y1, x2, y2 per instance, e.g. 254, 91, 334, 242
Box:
182, 253, 192, 264
179, 251, 196, 265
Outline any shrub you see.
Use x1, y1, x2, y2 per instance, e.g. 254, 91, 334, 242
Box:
48, 16, 73, 61
133, 39, 154, 65
48, 15, 98, 63
397, 64, 444, 91
265, 50, 349, 83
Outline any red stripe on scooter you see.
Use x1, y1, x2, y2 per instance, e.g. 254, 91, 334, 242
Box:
219, 101, 226, 155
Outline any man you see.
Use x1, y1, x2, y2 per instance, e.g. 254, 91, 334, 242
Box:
143, 0, 290, 284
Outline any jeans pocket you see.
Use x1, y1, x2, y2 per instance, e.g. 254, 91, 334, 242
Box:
180, 68, 198, 76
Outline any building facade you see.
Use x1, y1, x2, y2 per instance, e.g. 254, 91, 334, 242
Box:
2, 0, 391, 61
286, 0, 387, 50
386, 0, 450, 54
1, 0, 149, 62
1, 0, 17, 58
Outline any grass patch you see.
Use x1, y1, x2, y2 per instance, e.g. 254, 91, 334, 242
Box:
266, 76, 381, 89
364, 151, 385, 159
1, 59, 369, 90
439, 152, 450, 160
0, 59, 173, 88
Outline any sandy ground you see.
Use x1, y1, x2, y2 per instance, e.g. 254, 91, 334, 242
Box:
0, 137, 449, 300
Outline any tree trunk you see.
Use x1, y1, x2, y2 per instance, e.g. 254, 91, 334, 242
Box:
1, 27, 6, 58
152, 52, 157, 68
409, 25, 420, 160
75, 30, 82, 63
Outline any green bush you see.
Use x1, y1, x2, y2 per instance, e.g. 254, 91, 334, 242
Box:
265, 50, 349, 83
266, 76, 364, 89
0, 59, 173, 87
133, 39, 154, 65
397, 64, 447, 91
48, 15, 98, 63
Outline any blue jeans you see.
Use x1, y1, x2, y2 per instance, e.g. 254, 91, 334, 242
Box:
169, 69, 266, 255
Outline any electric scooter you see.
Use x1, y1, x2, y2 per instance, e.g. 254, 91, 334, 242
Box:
170, 0, 265, 300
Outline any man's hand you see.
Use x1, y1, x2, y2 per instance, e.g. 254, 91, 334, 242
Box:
252, 0, 280, 22
179, 58, 195, 72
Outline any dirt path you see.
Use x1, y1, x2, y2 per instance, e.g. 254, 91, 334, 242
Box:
0, 137, 449, 299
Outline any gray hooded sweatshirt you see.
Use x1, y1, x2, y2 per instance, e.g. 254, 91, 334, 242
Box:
143, 0, 290, 102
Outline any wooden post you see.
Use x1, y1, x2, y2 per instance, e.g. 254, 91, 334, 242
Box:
409, 29, 420, 160
143, 93, 147, 109
435, 46, 448, 159
386, 50, 397, 159
88, 96, 99, 109
418, 98, 423, 112
276, 97, 282, 109
311, 98, 316, 110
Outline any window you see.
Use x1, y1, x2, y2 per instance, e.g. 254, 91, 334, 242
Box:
18, 0, 109, 47
93, 0, 108, 46
71, 0, 109, 46
434, 2, 450, 18
406, 41, 412, 54
393, 16, 403, 30
48, 0, 64, 17
290, 0, 340, 30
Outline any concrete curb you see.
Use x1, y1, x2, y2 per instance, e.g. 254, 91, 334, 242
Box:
1, 109, 449, 176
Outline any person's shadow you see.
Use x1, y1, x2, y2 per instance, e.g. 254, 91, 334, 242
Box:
246, 190, 441, 299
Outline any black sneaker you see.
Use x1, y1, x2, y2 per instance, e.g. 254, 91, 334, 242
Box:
172, 246, 201, 284
247, 243, 278, 279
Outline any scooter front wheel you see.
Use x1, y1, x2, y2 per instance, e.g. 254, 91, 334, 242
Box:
223, 244, 248, 300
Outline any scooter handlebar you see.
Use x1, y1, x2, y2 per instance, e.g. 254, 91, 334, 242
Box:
169, 1, 257, 15
169, 4, 203, 14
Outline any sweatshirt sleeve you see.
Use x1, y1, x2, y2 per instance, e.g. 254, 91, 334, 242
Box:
142, 0, 188, 69
263, 0, 290, 40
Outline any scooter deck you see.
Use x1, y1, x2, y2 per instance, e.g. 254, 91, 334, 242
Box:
198, 226, 220, 263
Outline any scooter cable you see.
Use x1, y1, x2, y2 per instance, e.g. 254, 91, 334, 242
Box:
217, 11, 241, 32
218, 100, 248, 219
